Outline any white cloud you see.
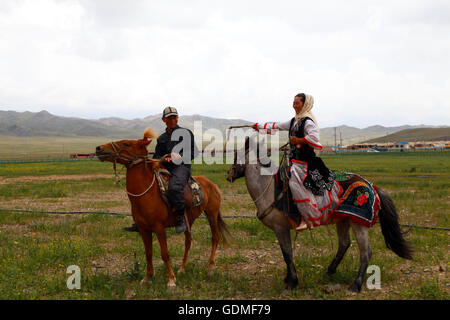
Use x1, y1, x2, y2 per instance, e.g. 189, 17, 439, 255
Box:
0, 0, 449, 128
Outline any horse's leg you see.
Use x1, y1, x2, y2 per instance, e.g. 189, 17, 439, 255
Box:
155, 226, 176, 287
273, 226, 298, 289
178, 230, 192, 274
327, 219, 351, 275
139, 228, 154, 285
348, 223, 372, 292
205, 210, 220, 274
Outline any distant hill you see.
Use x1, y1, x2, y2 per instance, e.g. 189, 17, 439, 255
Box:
98, 114, 253, 134
364, 127, 450, 143
0, 110, 447, 144
0, 110, 253, 138
319, 124, 435, 145
0, 110, 137, 138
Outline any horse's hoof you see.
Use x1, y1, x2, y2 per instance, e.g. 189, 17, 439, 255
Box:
167, 281, 177, 288
140, 278, 151, 287
348, 283, 361, 293
284, 278, 299, 290
178, 267, 185, 274
207, 265, 215, 276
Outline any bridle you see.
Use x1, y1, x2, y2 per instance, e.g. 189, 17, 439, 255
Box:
229, 143, 290, 220
229, 158, 278, 220
107, 141, 156, 197
109, 141, 148, 168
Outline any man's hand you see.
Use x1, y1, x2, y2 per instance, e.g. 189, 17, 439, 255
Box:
251, 123, 258, 131
171, 152, 181, 161
164, 152, 181, 163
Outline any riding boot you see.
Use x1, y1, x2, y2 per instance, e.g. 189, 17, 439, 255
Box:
294, 202, 316, 231
295, 219, 313, 231
123, 223, 139, 232
175, 211, 187, 233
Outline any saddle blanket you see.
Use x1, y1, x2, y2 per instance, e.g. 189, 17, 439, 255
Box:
332, 171, 380, 228
274, 169, 380, 228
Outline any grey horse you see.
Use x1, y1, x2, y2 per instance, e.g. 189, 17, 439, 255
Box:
226, 136, 413, 292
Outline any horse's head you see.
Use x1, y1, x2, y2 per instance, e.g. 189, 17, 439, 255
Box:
96, 127, 157, 166
226, 135, 272, 182
226, 162, 246, 183
226, 136, 250, 182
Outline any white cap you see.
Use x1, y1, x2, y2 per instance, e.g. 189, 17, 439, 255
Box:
162, 106, 178, 118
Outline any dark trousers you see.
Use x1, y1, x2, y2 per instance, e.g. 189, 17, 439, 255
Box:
167, 165, 191, 216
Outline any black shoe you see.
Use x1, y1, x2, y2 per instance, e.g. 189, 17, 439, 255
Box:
123, 223, 139, 232
175, 216, 187, 233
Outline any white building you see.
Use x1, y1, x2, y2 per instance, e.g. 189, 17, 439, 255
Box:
393, 141, 409, 150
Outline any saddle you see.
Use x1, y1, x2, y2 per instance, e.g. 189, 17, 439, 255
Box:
154, 168, 204, 209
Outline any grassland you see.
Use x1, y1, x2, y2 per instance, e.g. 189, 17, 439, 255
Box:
0, 151, 448, 299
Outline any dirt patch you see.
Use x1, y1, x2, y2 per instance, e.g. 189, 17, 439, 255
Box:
0, 191, 131, 213
90, 253, 137, 275
0, 223, 30, 233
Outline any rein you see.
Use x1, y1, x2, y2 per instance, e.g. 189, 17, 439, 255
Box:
108, 141, 156, 198
234, 162, 286, 221
126, 174, 156, 197
234, 145, 291, 221
252, 174, 274, 206
254, 174, 289, 221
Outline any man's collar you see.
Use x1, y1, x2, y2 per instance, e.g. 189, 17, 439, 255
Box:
165, 125, 180, 134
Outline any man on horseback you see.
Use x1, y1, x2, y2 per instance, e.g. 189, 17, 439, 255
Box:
252, 93, 341, 231
124, 106, 198, 233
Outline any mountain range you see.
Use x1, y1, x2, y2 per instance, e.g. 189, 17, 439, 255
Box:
0, 110, 447, 145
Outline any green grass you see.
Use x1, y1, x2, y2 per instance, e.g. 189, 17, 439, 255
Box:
321, 151, 450, 175
0, 178, 122, 199
0, 151, 448, 299
0, 160, 113, 178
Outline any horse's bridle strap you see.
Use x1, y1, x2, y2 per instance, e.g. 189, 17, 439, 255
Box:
110, 141, 147, 168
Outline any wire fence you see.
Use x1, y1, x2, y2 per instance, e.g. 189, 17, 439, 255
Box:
0, 158, 98, 164
1, 208, 448, 231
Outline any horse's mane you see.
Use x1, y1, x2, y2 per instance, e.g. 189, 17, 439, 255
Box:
143, 126, 160, 171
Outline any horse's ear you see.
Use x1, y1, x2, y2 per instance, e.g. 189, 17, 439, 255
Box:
140, 137, 152, 146
245, 136, 250, 153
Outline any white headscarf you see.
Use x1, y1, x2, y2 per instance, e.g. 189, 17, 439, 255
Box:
294, 94, 318, 126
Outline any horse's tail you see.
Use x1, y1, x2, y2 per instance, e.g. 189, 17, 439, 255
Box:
217, 210, 232, 247
209, 181, 232, 247
376, 186, 413, 260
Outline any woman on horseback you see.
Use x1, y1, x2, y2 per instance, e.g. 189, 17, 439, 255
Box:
252, 93, 341, 231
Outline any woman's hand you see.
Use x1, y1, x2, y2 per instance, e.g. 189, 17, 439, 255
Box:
290, 136, 303, 145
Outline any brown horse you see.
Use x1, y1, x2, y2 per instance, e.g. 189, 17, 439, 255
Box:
95, 128, 230, 287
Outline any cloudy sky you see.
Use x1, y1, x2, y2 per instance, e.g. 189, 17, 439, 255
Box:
0, 0, 449, 128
